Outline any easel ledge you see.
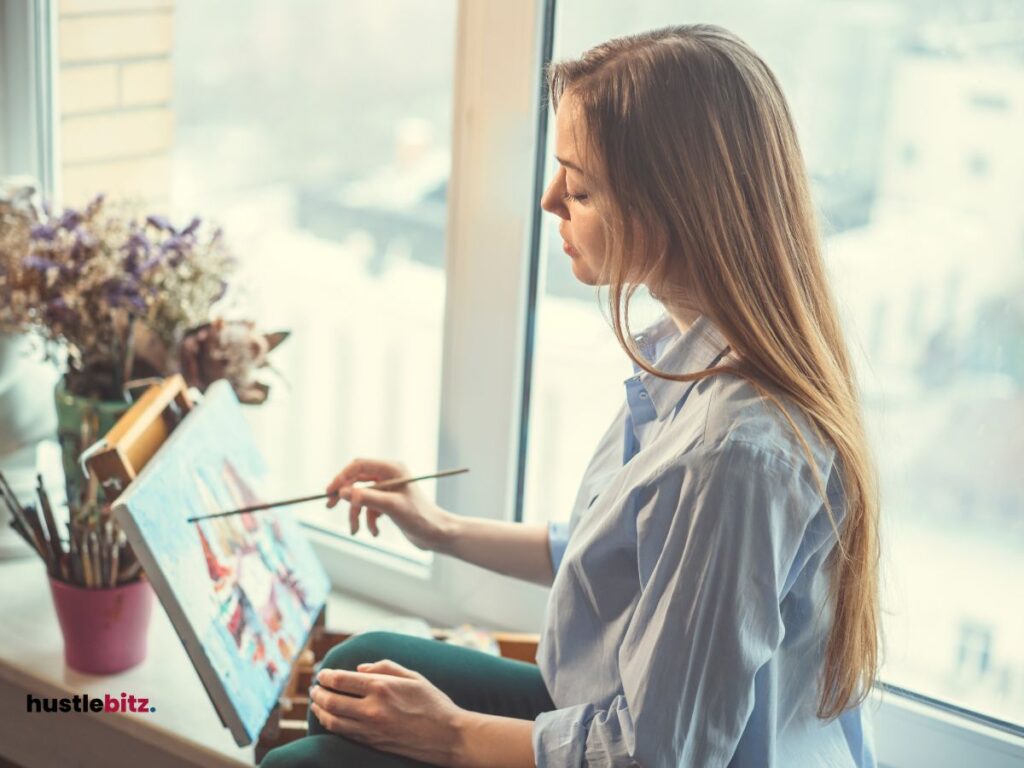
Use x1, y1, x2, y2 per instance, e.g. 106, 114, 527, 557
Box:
83, 374, 194, 500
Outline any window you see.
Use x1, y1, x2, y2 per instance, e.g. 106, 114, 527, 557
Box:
521, 0, 1024, 731
0, 0, 64, 556
170, 1, 458, 565
56, 0, 460, 563
51, 0, 548, 631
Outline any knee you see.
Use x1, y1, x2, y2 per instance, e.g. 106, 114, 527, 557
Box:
259, 736, 345, 768
259, 745, 289, 767
310, 632, 415, 736
318, 630, 410, 673
259, 741, 310, 768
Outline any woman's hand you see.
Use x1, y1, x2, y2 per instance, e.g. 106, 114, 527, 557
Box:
325, 458, 456, 552
310, 660, 468, 766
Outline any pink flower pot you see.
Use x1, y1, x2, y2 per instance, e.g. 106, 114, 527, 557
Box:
48, 574, 155, 675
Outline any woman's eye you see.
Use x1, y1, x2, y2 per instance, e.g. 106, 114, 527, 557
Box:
562, 191, 589, 204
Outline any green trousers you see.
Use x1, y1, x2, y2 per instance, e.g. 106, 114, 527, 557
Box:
258, 630, 555, 767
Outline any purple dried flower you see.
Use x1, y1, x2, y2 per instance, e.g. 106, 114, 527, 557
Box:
23, 254, 58, 271
141, 253, 164, 272
145, 214, 174, 233
103, 277, 147, 313
181, 217, 201, 237
160, 234, 187, 266
126, 230, 150, 254
123, 255, 140, 278
30, 224, 57, 241
69, 229, 97, 262
123, 229, 152, 276
2, 192, 239, 401
84, 194, 105, 218
59, 209, 83, 231
44, 297, 77, 326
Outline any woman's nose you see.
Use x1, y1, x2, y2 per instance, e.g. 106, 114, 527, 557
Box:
540, 176, 569, 220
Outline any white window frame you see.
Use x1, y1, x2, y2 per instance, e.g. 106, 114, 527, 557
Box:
0, 0, 58, 192
18, 1, 1024, 766
306, 0, 553, 634
873, 688, 1024, 768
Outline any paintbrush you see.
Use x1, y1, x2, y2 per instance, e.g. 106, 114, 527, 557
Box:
185, 467, 471, 523
36, 475, 65, 578
0, 472, 42, 557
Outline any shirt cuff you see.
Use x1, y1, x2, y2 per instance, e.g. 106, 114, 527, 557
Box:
547, 520, 570, 574
532, 703, 593, 768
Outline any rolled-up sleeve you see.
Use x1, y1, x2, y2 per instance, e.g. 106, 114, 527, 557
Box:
532, 440, 825, 766
547, 520, 570, 574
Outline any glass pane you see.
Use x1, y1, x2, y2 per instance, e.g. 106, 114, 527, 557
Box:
171, 1, 457, 563
524, 1, 1024, 726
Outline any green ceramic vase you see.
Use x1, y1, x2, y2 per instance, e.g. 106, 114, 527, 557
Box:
53, 379, 131, 506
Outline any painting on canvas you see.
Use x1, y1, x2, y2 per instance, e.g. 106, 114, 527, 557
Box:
113, 379, 330, 746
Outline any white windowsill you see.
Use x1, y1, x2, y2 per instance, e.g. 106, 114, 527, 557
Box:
0, 557, 407, 768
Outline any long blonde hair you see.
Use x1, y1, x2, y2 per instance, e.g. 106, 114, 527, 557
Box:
547, 24, 880, 720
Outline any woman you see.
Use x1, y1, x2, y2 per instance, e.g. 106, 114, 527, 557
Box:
261, 23, 880, 768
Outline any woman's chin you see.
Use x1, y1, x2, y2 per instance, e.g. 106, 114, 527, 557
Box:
569, 258, 600, 286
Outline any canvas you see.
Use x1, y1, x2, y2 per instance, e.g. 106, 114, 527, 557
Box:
113, 379, 330, 747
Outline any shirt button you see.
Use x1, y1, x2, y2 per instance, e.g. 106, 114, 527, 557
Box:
639, 392, 648, 400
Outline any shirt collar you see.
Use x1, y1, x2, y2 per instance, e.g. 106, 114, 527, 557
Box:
625, 311, 732, 423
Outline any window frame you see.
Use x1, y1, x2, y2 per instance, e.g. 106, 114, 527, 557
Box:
873, 688, 1024, 768
23, 0, 1024, 765
1, 0, 58, 190
303, 0, 553, 633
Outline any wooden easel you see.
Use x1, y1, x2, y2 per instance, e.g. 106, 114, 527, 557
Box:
81, 374, 194, 500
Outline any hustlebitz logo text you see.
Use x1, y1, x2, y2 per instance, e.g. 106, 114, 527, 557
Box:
26, 692, 156, 714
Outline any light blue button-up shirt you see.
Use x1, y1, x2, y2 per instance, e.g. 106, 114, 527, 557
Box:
533, 312, 875, 767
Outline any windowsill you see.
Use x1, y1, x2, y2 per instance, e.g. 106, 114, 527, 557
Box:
0, 556, 407, 767
5, 555, 1024, 768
